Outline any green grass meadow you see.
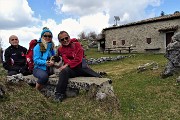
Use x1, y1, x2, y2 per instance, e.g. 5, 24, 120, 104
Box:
0, 49, 179, 120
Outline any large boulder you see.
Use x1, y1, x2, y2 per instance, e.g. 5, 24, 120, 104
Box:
162, 32, 180, 78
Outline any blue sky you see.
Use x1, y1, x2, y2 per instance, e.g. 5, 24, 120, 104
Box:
0, 0, 179, 49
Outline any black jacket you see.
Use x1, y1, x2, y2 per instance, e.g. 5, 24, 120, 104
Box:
3, 45, 27, 72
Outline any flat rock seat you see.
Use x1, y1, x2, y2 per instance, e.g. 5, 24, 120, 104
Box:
7, 74, 115, 100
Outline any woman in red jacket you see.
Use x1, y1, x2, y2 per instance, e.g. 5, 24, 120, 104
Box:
54, 31, 101, 102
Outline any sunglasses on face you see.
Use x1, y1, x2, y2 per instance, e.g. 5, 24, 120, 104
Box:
60, 37, 69, 42
43, 35, 52, 38
11, 39, 18, 41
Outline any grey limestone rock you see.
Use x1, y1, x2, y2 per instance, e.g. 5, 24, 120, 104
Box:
162, 32, 180, 78
137, 62, 158, 72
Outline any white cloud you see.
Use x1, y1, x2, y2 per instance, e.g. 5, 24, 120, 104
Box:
79, 13, 109, 33
0, 0, 163, 50
55, 0, 106, 16
55, 0, 162, 25
0, 27, 40, 49
0, 0, 39, 29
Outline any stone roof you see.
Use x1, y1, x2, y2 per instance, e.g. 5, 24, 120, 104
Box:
103, 12, 180, 31
158, 25, 179, 32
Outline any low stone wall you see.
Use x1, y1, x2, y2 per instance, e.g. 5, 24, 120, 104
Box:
87, 54, 135, 65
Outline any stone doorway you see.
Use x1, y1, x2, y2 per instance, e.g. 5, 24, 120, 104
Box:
166, 32, 174, 46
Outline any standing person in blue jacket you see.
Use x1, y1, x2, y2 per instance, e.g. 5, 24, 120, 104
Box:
33, 28, 55, 90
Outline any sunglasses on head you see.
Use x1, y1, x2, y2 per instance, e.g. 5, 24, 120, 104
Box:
43, 35, 52, 38
60, 37, 69, 42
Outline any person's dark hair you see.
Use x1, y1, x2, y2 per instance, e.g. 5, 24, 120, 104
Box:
58, 31, 70, 40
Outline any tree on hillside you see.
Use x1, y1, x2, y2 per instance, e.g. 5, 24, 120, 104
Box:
87, 31, 97, 40
86, 31, 98, 48
161, 11, 165, 16
174, 11, 180, 14
0, 37, 3, 63
78, 31, 86, 40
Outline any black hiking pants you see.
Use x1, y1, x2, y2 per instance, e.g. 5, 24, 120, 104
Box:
55, 66, 101, 95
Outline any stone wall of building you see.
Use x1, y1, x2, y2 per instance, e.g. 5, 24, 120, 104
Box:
104, 19, 180, 53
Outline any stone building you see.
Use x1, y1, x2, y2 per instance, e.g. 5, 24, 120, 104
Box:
102, 12, 180, 53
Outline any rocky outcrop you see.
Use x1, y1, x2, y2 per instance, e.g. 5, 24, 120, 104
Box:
161, 32, 180, 78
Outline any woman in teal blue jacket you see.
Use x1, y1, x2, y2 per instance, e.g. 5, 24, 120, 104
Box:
33, 28, 55, 90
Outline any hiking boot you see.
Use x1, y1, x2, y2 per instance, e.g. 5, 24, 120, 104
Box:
54, 93, 66, 102
99, 71, 107, 76
27, 82, 36, 87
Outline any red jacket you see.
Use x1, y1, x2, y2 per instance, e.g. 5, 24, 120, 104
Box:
57, 40, 84, 68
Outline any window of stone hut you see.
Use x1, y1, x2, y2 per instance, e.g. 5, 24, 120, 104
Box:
146, 38, 151, 44
112, 41, 116, 45
122, 40, 125, 45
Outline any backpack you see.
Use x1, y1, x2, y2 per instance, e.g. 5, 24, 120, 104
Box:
25, 39, 55, 73
25, 39, 38, 73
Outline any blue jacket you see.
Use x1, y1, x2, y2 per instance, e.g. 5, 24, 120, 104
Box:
33, 42, 55, 71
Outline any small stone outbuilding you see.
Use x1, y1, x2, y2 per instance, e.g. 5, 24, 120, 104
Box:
102, 12, 180, 53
